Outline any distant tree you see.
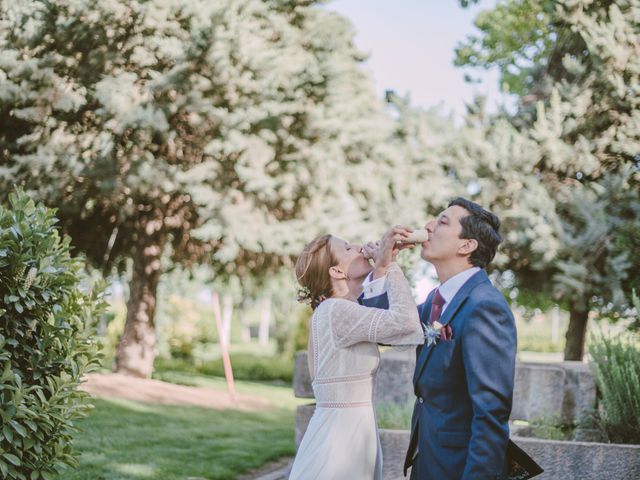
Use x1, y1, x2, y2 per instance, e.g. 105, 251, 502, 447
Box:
455, 0, 640, 359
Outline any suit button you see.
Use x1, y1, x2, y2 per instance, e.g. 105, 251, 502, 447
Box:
418, 397, 424, 404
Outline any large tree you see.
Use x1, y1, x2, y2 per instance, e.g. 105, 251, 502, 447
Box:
455, 0, 640, 359
0, 0, 427, 376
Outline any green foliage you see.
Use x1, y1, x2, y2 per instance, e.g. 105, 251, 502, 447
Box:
616, 225, 640, 311
512, 288, 564, 313
455, 0, 557, 95
0, 190, 104, 479
530, 415, 573, 441
588, 332, 640, 444
375, 401, 414, 430
291, 306, 312, 356
0, 0, 430, 274
551, 172, 638, 314
632, 290, 640, 331
154, 353, 294, 383
207, 354, 293, 382
0, 0, 449, 374
450, 0, 640, 359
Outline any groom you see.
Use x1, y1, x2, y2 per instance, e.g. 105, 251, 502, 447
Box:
361, 197, 517, 479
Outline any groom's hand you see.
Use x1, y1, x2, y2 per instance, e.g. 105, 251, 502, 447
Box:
372, 225, 413, 278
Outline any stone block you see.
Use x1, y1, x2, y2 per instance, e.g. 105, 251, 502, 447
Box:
377, 430, 640, 480
375, 349, 416, 406
511, 435, 640, 480
561, 361, 596, 422
295, 403, 315, 446
380, 429, 410, 480
293, 351, 313, 398
511, 363, 566, 422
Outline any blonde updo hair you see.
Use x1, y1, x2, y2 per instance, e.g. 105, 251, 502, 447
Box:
295, 234, 338, 310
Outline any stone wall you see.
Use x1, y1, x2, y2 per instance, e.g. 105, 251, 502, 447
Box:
512, 360, 596, 423
294, 410, 640, 480
293, 350, 596, 423
292, 350, 640, 479
379, 430, 640, 480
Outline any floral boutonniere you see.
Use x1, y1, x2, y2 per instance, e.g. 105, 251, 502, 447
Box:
422, 321, 453, 347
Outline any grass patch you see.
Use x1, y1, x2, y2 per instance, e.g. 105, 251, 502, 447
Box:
62, 396, 296, 480
376, 401, 414, 430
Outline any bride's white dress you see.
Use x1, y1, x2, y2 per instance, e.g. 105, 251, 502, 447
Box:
289, 263, 423, 480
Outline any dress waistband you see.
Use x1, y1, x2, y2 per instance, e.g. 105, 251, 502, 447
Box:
312, 372, 371, 385
316, 400, 372, 408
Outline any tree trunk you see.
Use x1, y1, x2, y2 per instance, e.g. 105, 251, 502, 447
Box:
259, 296, 271, 346
563, 304, 589, 361
114, 220, 165, 378
240, 312, 251, 343
221, 294, 233, 346
551, 306, 560, 345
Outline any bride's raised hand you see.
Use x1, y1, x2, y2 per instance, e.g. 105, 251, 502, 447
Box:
373, 225, 413, 277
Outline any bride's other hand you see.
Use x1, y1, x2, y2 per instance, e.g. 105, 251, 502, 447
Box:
362, 241, 379, 260
372, 225, 412, 278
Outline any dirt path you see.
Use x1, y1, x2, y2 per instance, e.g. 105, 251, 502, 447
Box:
81, 373, 271, 411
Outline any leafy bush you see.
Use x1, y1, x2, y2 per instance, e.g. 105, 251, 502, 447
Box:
588, 332, 640, 444
291, 306, 312, 356
207, 354, 293, 382
530, 415, 572, 441
376, 401, 414, 430
155, 353, 294, 383
0, 190, 104, 479
630, 289, 640, 331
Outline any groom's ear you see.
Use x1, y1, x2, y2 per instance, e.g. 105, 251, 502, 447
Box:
329, 266, 346, 280
458, 238, 478, 256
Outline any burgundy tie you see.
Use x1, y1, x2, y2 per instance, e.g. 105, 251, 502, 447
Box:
429, 289, 445, 325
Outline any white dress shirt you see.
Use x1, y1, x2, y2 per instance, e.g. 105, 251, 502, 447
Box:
362, 266, 481, 314
437, 267, 480, 314
361, 272, 387, 299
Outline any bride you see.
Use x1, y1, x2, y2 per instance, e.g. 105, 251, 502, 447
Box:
289, 227, 424, 480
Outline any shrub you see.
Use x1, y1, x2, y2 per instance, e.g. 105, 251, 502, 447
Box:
155, 353, 294, 383
376, 401, 414, 430
290, 306, 311, 356
0, 190, 104, 479
588, 332, 640, 444
206, 353, 293, 382
530, 415, 572, 441
631, 289, 640, 331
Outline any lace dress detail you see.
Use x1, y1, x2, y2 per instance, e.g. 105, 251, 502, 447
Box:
289, 263, 423, 480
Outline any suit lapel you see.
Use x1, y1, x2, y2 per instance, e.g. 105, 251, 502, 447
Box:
413, 270, 490, 387
419, 291, 435, 325
413, 291, 434, 385
437, 269, 489, 327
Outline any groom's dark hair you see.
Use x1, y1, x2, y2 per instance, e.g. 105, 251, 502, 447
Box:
449, 197, 502, 268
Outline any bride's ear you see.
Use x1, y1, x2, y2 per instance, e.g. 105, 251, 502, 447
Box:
329, 266, 347, 280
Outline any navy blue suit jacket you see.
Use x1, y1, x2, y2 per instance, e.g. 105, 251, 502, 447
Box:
361, 269, 516, 480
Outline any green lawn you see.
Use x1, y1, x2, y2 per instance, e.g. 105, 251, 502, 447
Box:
62, 378, 301, 480
151, 370, 304, 410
